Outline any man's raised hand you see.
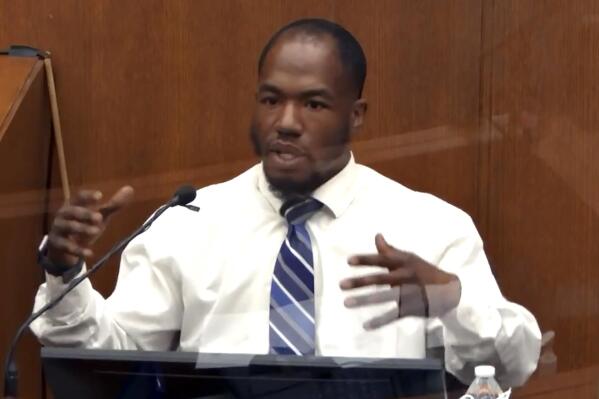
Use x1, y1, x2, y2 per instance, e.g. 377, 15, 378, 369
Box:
340, 233, 461, 329
47, 186, 135, 267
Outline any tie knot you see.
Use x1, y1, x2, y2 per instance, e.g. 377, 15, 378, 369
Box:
281, 198, 323, 225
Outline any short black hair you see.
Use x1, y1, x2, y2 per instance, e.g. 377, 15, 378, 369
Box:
258, 18, 367, 98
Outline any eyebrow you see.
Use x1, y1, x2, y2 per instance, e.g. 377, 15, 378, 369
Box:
258, 83, 334, 101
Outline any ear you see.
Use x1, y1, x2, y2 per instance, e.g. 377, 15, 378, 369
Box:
350, 99, 368, 131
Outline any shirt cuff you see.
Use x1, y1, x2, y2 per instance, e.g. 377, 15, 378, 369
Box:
440, 273, 502, 344
42, 264, 93, 323
38, 235, 84, 283
44, 264, 87, 290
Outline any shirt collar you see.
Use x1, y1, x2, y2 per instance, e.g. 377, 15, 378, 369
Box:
257, 153, 358, 219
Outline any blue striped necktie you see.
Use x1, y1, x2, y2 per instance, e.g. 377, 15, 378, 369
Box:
269, 197, 323, 355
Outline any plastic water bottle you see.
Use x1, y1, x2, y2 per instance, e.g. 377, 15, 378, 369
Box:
462, 365, 503, 399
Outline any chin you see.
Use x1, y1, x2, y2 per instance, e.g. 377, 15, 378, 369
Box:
265, 171, 320, 198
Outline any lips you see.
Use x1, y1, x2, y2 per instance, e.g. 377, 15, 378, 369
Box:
268, 141, 304, 157
267, 141, 306, 166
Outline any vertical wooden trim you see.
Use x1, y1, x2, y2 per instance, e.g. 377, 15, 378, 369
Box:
44, 58, 70, 202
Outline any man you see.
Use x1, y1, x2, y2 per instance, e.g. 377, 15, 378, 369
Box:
32, 18, 541, 387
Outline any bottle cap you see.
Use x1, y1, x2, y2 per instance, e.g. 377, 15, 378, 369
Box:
474, 365, 495, 378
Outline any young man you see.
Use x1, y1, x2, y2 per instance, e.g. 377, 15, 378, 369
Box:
32, 19, 541, 386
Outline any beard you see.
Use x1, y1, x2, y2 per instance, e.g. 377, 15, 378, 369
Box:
249, 121, 351, 199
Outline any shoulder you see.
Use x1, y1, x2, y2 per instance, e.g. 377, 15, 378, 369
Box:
193, 164, 261, 210
144, 164, 262, 232
122, 165, 262, 264
354, 163, 475, 230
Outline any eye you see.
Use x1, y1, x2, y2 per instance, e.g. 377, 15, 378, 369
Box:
306, 100, 327, 111
259, 96, 279, 106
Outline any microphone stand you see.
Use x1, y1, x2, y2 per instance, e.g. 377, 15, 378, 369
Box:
3, 189, 193, 398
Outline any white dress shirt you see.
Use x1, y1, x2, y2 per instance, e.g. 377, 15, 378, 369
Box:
31, 156, 541, 386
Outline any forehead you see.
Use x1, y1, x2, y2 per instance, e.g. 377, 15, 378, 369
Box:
259, 35, 349, 95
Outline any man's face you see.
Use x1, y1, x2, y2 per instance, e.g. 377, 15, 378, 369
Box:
250, 34, 366, 197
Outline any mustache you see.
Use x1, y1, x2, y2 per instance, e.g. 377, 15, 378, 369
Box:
249, 125, 351, 157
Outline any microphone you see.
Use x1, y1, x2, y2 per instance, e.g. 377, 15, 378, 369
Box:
3, 185, 197, 398
167, 185, 197, 207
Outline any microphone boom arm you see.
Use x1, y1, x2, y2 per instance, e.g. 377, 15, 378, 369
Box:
4, 185, 196, 398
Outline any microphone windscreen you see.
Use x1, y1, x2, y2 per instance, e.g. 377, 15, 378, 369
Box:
172, 185, 197, 206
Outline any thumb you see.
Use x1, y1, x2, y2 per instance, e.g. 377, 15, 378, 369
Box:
98, 185, 135, 220
375, 233, 394, 254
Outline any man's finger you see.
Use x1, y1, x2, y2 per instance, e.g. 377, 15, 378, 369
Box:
340, 269, 413, 290
340, 272, 397, 290
48, 235, 93, 258
99, 186, 135, 219
375, 233, 395, 255
55, 205, 102, 226
360, 285, 429, 330
53, 219, 101, 237
348, 252, 410, 270
348, 254, 389, 267
58, 206, 103, 225
344, 287, 400, 308
70, 190, 103, 207
375, 233, 416, 261
399, 284, 428, 317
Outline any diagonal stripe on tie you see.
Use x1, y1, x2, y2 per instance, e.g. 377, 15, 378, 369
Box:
286, 200, 323, 225
293, 227, 312, 253
269, 197, 323, 356
273, 259, 311, 302
283, 238, 313, 272
270, 298, 315, 354
276, 254, 313, 299
288, 225, 313, 265
270, 300, 315, 347
271, 276, 314, 321
280, 244, 314, 291
269, 323, 300, 355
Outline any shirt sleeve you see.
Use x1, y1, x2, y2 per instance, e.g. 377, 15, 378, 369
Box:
30, 222, 184, 351
426, 218, 542, 388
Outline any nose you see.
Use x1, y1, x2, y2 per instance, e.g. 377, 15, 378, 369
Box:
275, 101, 302, 137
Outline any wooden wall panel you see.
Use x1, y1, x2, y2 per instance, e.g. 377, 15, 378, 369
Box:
338, 0, 484, 218
481, 0, 599, 372
338, 0, 482, 133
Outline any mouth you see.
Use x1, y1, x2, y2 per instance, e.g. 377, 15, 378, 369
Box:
268, 150, 304, 165
267, 142, 306, 167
